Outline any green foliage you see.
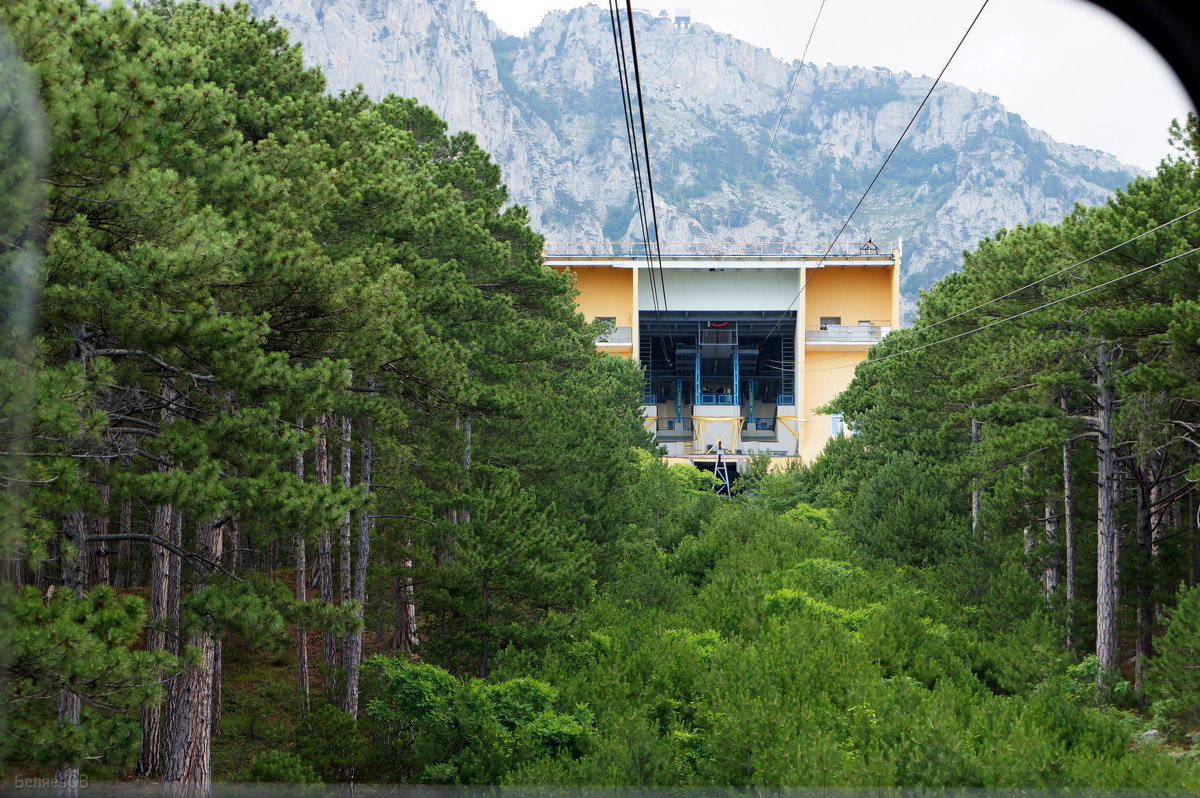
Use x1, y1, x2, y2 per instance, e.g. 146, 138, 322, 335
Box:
292, 703, 369, 784
761, 587, 873, 631
844, 451, 960, 567
365, 657, 457, 724
1146, 584, 1200, 737
484, 678, 557, 729
2, 0, 649, 781
0, 585, 179, 775
486, 471, 1200, 789
244, 750, 321, 785
362, 656, 594, 783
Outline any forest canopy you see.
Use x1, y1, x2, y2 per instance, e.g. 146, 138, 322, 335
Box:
0, 0, 648, 790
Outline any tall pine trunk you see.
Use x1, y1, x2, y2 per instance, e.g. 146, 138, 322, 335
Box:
1094, 345, 1121, 684
1063, 431, 1077, 652
211, 633, 223, 740
54, 690, 81, 797
161, 519, 224, 796
335, 415, 352, 704
56, 509, 88, 796
85, 478, 110, 587
1134, 476, 1153, 695
294, 418, 310, 715
315, 414, 336, 691
970, 417, 982, 535
265, 538, 278, 579
343, 414, 372, 717
1043, 496, 1060, 598
1021, 463, 1035, 555
212, 515, 239, 738
1134, 460, 1168, 695
1189, 491, 1197, 588
162, 506, 185, 761
115, 484, 133, 588
391, 564, 419, 652
138, 381, 182, 778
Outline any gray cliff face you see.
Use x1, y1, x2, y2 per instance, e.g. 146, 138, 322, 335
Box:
229, 0, 1142, 304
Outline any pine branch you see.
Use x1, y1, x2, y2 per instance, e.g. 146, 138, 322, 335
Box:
83, 534, 241, 582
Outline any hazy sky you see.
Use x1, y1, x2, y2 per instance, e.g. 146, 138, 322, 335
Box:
473, 0, 1194, 172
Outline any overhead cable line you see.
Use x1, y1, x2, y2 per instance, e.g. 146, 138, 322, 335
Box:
608, 0, 663, 333
801, 244, 1200, 373
758, 0, 991, 346
882, 205, 1200, 345
621, 0, 674, 361
731, 0, 827, 233
795, 206, 1200, 371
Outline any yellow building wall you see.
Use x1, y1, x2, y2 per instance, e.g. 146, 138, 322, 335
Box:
890, 258, 902, 330
556, 266, 635, 328
803, 266, 894, 327
799, 349, 864, 461
552, 264, 637, 358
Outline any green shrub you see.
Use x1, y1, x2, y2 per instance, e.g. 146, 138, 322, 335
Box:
845, 452, 961, 567
485, 677, 557, 729
365, 657, 457, 724
859, 589, 974, 688
783, 503, 836, 531
786, 557, 867, 592
244, 750, 320, 784
292, 703, 369, 784
1146, 584, 1200, 737
526, 707, 592, 756
361, 654, 595, 783
420, 762, 459, 783
761, 587, 873, 631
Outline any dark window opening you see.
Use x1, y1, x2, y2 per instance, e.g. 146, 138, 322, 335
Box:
639, 312, 797, 406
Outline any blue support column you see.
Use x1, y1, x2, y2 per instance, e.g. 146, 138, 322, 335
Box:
694, 351, 701, 405
675, 379, 683, 425
733, 351, 740, 406
747, 378, 755, 425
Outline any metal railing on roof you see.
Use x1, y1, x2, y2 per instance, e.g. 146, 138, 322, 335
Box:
544, 241, 895, 259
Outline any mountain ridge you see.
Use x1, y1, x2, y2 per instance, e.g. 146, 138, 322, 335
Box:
220, 0, 1144, 307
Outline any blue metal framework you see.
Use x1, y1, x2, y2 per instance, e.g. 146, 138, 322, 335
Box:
641, 313, 798, 443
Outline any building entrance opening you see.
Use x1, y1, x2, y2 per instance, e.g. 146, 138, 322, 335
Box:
642, 311, 797, 447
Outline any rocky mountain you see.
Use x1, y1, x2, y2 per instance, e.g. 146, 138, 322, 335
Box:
222, 0, 1142, 305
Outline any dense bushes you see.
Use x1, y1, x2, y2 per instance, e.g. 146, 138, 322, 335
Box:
1147, 584, 1200, 738
358, 656, 592, 783
477, 458, 1199, 788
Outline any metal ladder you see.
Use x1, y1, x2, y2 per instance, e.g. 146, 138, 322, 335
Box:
780, 333, 795, 398
639, 334, 653, 396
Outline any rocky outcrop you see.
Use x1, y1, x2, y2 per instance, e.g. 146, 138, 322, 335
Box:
227, 0, 1143, 302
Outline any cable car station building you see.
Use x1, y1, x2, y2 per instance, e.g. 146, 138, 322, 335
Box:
546, 241, 901, 473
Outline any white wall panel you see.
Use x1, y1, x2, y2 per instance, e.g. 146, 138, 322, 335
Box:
638, 268, 799, 311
